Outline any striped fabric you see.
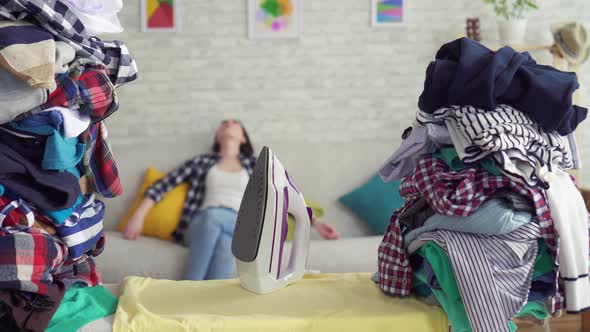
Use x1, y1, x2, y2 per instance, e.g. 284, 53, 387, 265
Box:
145, 154, 256, 243
417, 105, 575, 187
407, 223, 541, 332
55, 194, 105, 260
0, 197, 34, 228
378, 123, 452, 182
0, 0, 138, 87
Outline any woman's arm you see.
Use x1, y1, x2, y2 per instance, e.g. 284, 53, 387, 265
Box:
313, 217, 340, 240
123, 156, 199, 240
123, 197, 155, 240
144, 157, 198, 203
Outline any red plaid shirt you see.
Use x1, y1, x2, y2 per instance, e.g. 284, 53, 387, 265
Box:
378, 157, 565, 313
79, 122, 122, 198
37, 59, 118, 123
0, 228, 66, 295
53, 256, 101, 289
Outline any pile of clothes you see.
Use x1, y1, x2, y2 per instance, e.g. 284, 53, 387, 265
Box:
376, 37, 590, 332
0, 0, 136, 331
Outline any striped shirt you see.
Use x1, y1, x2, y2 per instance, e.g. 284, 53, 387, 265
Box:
407, 223, 540, 332
145, 154, 256, 243
379, 123, 452, 182
417, 105, 576, 187
56, 194, 105, 261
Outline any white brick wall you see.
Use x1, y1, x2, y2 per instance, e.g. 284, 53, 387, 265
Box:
107, 0, 590, 181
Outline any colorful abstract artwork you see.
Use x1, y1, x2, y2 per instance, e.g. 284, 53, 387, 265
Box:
372, 0, 407, 27
142, 0, 177, 32
249, 0, 301, 39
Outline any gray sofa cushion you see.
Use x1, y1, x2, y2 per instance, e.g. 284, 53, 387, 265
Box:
96, 232, 189, 283
96, 231, 381, 284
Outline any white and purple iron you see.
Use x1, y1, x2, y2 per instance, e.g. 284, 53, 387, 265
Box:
232, 146, 311, 294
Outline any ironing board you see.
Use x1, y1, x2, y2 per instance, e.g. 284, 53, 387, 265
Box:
113, 273, 448, 332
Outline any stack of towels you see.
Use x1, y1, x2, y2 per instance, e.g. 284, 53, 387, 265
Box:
376, 37, 590, 332
0, 0, 137, 331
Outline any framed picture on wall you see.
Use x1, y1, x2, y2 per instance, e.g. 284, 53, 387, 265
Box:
248, 0, 301, 39
371, 0, 407, 27
141, 0, 178, 32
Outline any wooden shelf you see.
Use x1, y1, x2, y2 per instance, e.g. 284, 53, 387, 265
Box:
516, 314, 582, 331
511, 45, 552, 52
484, 43, 552, 52
453, 35, 553, 53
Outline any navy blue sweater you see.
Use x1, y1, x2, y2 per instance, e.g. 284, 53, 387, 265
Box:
418, 38, 587, 135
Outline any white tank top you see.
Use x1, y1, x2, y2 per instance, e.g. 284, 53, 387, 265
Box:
200, 165, 249, 212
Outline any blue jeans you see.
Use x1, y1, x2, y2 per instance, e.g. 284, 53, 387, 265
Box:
183, 207, 237, 280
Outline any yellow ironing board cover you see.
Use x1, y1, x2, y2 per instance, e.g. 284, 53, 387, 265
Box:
114, 273, 448, 332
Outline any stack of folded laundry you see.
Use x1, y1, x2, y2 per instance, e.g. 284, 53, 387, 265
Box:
0, 0, 136, 330
376, 37, 590, 332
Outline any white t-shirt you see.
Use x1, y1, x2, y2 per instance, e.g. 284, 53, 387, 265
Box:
200, 165, 249, 212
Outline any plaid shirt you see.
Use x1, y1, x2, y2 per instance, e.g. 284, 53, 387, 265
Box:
378, 157, 565, 313
0, 228, 66, 295
0, 0, 138, 87
28, 59, 119, 123
79, 122, 121, 198
53, 256, 100, 288
145, 154, 256, 243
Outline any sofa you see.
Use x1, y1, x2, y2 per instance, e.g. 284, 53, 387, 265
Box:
95, 136, 398, 284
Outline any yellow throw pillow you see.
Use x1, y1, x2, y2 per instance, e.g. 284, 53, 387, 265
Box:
117, 167, 188, 240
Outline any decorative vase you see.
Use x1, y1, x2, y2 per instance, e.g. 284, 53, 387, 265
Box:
498, 19, 527, 46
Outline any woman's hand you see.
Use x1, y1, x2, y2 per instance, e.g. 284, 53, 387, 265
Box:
123, 214, 144, 240
122, 198, 155, 240
313, 219, 340, 240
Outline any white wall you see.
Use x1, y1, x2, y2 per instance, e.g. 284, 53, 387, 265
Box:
107, 0, 590, 182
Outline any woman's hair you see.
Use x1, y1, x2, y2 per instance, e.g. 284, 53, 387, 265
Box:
211, 120, 254, 157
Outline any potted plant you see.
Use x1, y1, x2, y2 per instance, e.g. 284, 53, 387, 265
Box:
483, 0, 539, 45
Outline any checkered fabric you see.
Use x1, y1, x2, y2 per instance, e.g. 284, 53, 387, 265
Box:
378, 157, 565, 313
0, 0, 138, 87
32, 59, 118, 123
0, 228, 66, 294
53, 255, 100, 289
79, 121, 121, 198
145, 154, 256, 243
378, 211, 412, 297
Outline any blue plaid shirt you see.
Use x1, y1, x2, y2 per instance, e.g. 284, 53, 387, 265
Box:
145, 154, 256, 243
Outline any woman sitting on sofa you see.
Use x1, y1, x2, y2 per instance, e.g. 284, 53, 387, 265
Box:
122, 119, 339, 280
